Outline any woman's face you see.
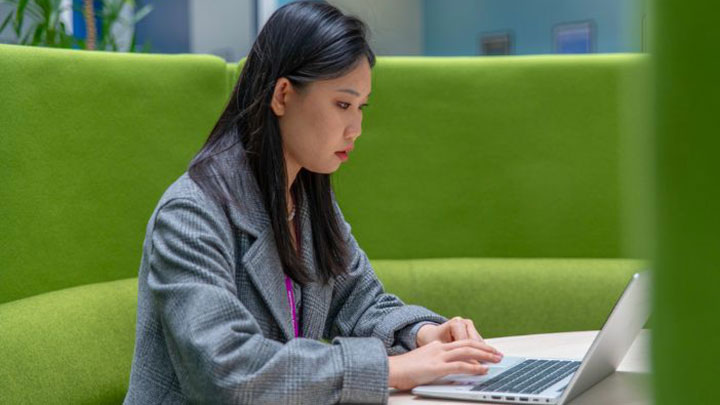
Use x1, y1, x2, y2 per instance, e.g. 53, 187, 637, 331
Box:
271, 58, 371, 176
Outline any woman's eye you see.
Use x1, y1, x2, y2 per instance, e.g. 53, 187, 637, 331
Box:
337, 102, 368, 111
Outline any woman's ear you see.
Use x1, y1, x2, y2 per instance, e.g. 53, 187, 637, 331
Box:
271, 77, 293, 117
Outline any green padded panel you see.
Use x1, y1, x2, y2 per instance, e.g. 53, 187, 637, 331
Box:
226, 61, 239, 96
0, 278, 138, 404
332, 54, 651, 260
0, 44, 231, 304
373, 257, 649, 338
0, 49, 651, 306
652, 1, 720, 403
0, 259, 646, 404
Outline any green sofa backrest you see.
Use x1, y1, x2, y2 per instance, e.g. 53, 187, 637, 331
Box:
1, 45, 649, 304
0, 44, 234, 304
332, 54, 651, 261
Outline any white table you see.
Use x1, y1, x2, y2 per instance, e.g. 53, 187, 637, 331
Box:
389, 329, 652, 404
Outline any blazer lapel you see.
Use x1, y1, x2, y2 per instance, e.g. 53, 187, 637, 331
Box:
300, 281, 333, 340
221, 140, 334, 341
295, 193, 334, 340
240, 227, 296, 341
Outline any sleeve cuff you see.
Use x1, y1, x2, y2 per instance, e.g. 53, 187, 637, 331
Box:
373, 304, 448, 348
397, 321, 440, 351
332, 336, 389, 404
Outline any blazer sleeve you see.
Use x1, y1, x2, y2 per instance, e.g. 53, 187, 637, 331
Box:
324, 198, 449, 356
147, 197, 390, 404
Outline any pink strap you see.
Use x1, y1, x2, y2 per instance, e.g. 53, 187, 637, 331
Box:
285, 194, 301, 338
285, 275, 301, 338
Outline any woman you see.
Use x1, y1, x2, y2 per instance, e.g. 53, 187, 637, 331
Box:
124, 2, 502, 403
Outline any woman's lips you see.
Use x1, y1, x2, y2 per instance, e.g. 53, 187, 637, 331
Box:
335, 151, 349, 162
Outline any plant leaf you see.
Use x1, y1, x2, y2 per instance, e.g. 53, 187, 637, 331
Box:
12, 0, 28, 35
31, 23, 44, 45
21, 1, 46, 21
15, 0, 28, 30
19, 22, 35, 44
0, 10, 14, 34
132, 4, 152, 24
128, 21, 136, 52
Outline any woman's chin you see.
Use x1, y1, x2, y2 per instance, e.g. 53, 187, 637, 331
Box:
302, 163, 339, 175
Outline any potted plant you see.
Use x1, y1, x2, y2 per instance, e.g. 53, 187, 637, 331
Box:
0, 0, 153, 52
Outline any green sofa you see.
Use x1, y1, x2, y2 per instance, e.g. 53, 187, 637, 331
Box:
0, 43, 651, 403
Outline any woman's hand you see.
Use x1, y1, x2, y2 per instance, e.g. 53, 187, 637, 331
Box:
416, 317, 498, 353
387, 339, 503, 390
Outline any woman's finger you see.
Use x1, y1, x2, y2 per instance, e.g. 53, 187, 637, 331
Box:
450, 318, 469, 341
444, 347, 501, 363
465, 319, 485, 343
442, 361, 489, 376
465, 320, 482, 340
443, 338, 501, 354
464, 320, 504, 356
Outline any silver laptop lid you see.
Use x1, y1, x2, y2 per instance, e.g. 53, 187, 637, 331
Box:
558, 271, 652, 404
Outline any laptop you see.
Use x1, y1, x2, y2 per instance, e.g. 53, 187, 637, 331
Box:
412, 271, 651, 404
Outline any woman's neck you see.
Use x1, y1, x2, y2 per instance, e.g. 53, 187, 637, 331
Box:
285, 156, 301, 219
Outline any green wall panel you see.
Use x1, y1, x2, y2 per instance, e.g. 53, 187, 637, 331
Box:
652, 1, 720, 403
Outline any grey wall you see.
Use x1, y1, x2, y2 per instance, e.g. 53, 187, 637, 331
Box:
134, 0, 191, 54
328, 0, 424, 56
189, 0, 254, 62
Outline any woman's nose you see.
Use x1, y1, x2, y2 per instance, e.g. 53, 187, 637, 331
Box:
346, 128, 361, 140
345, 122, 361, 140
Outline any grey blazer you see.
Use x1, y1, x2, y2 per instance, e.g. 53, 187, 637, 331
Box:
123, 143, 448, 404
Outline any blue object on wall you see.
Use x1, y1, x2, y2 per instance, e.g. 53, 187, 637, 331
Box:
423, 0, 645, 56
554, 21, 595, 53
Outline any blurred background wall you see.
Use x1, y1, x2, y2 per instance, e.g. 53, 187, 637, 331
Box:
1, 0, 648, 60
422, 0, 646, 55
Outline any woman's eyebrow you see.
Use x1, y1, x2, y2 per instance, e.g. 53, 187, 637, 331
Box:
335, 88, 371, 98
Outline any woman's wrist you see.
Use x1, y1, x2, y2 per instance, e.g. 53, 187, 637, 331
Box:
415, 323, 437, 347
387, 354, 410, 390
388, 355, 397, 388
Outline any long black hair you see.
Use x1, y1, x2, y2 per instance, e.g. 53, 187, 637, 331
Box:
188, 1, 375, 285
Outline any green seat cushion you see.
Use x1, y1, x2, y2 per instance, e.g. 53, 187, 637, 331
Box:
0, 258, 646, 404
0, 278, 138, 404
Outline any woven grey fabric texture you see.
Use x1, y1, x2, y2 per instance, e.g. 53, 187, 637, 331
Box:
123, 141, 448, 404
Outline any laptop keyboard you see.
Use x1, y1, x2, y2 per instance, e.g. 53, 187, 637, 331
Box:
471, 359, 581, 395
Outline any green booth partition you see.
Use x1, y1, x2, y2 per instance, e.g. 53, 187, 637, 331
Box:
651, 1, 720, 404
1, 43, 652, 403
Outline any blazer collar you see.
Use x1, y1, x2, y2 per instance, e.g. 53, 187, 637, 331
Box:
217, 139, 334, 342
